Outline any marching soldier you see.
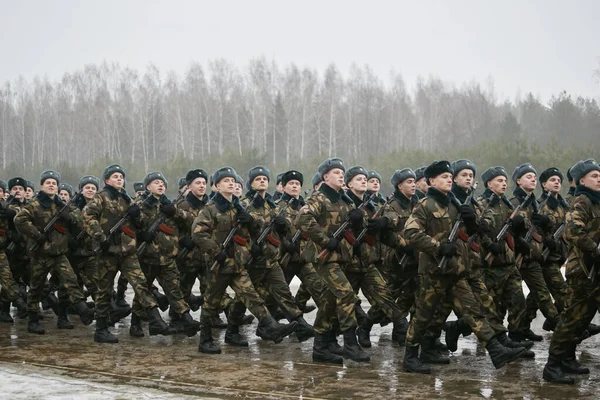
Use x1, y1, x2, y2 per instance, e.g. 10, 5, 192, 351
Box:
414, 167, 428, 200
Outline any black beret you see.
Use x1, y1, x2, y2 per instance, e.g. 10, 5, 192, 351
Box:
144, 172, 168, 188
451, 159, 477, 177
539, 167, 564, 184
390, 168, 416, 188
424, 161, 453, 181
317, 158, 345, 179
79, 175, 100, 191
0, 180, 7, 193
281, 170, 304, 186
311, 172, 322, 188
8, 177, 27, 190
344, 166, 368, 185
213, 167, 238, 185
40, 170, 60, 185
482, 167, 508, 187
276, 173, 284, 184
512, 163, 537, 184
414, 166, 427, 181
571, 159, 600, 184
103, 164, 125, 181
247, 165, 271, 189
58, 183, 73, 196
185, 169, 209, 186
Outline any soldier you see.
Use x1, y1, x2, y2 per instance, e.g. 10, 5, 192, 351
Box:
177, 177, 188, 196
542, 159, 600, 384
0, 180, 7, 200
509, 164, 559, 341
565, 167, 576, 204
297, 158, 370, 362
133, 182, 145, 199
82, 164, 173, 343
193, 167, 297, 354
58, 184, 73, 202
5, 178, 32, 300
25, 181, 35, 200
233, 174, 244, 198
414, 167, 428, 200
14, 170, 94, 334
273, 173, 284, 201
130, 172, 199, 337
402, 161, 523, 374
231, 166, 314, 341
312, 172, 323, 192
366, 171, 384, 203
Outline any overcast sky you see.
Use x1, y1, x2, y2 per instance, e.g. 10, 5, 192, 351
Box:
1, 0, 598, 102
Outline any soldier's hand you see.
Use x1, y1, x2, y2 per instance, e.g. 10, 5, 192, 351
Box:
178, 236, 195, 250
515, 237, 531, 254
544, 237, 558, 252
126, 204, 141, 218
532, 213, 550, 227
251, 195, 264, 209
511, 215, 526, 231
0, 208, 16, 220
283, 239, 299, 254
250, 244, 263, 258
324, 238, 339, 252
348, 209, 364, 228
35, 235, 47, 247
7, 230, 21, 242
398, 244, 415, 257
438, 243, 457, 257
367, 217, 388, 232
237, 210, 253, 225
214, 250, 227, 265
68, 236, 78, 251
99, 240, 111, 253
273, 214, 287, 233
59, 207, 72, 222
487, 242, 503, 256
159, 203, 177, 217
137, 230, 155, 243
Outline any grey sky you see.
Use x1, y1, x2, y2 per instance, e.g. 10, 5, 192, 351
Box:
1, 0, 598, 102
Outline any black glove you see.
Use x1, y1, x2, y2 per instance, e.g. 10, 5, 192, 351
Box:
160, 203, 177, 217
353, 243, 362, 257
532, 213, 550, 227
324, 238, 339, 252
99, 240, 111, 253
367, 217, 388, 232
0, 208, 16, 220
515, 237, 531, 254
251, 195, 264, 209
59, 207, 72, 223
214, 250, 227, 265
487, 242, 503, 256
126, 204, 141, 218
545, 237, 558, 252
137, 230, 155, 243
348, 209, 364, 228
7, 230, 21, 243
178, 236, 195, 250
68, 236, 78, 251
237, 210, 253, 225
283, 239, 300, 254
250, 244, 262, 258
511, 215, 526, 232
36, 235, 47, 247
438, 243, 457, 257
273, 214, 287, 233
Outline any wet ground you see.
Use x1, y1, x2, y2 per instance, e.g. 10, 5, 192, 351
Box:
1, 279, 600, 399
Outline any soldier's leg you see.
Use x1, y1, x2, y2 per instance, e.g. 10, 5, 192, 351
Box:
451, 278, 496, 347
294, 283, 312, 307
315, 262, 359, 333
155, 261, 189, 316
469, 270, 506, 334
543, 261, 569, 313
250, 265, 302, 321
178, 262, 197, 300
360, 265, 403, 321
520, 261, 559, 325
52, 255, 86, 305
0, 252, 20, 304
27, 258, 52, 313
78, 256, 99, 300
94, 256, 119, 320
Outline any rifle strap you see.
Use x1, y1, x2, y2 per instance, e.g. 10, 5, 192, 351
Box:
122, 226, 135, 238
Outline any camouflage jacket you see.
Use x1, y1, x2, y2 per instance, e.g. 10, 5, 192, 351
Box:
0, 200, 11, 249
277, 193, 317, 265
136, 193, 188, 265
510, 187, 544, 262
241, 191, 282, 268
565, 186, 576, 207
178, 192, 209, 266
564, 186, 600, 280
538, 192, 570, 262
477, 189, 517, 267
69, 195, 96, 257
381, 190, 415, 269
4, 196, 28, 254
192, 192, 260, 273
296, 183, 355, 264
14, 191, 77, 257
404, 188, 470, 276
82, 185, 145, 256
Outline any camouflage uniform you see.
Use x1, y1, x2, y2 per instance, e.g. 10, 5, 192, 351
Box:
0, 201, 22, 312
68, 196, 99, 300
5, 196, 31, 289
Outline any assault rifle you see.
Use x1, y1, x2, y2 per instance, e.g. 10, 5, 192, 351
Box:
30, 194, 79, 253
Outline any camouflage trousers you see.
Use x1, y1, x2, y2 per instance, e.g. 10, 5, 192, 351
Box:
27, 255, 85, 313
135, 260, 189, 317
116, 273, 128, 294
282, 261, 334, 334
517, 260, 559, 330
406, 273, 496, 347
484, 265, 527, 334
7, 252, 30, 286
367, 262, 418, 323
345, 264, 404, 326
178, 261, 233, 313
69, 255, 99, 300
0, 251, 20, 302
231, 263, 302, 323
314, 262, 359, 333
200, 267, 268, 326
94, 253, 156, 320
294, 283, 312, 307
524, 260, 569, 323
549, 275, 598, 358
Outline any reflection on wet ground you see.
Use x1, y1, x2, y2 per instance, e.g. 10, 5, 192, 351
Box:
1, 283, 599, 399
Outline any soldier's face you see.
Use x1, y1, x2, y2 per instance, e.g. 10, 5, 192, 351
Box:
190, 177, 206, 198
348, 174, 367, 194
234, 183, 243, 197
581, 171, 600, 191
179, 185, 188, 195
41, 179, 58, 196
454, 169, 473, 190
251, 176, 269, 192
11, 186, 24, 199
276, 182, 283, 193
284, 180, 301, 197
367, 178, 380, 193
488, 176, 507, 195
106, 173, 124, 190
416, 178, 429, 192
25, 187, 34, 199
431, 173, 453, 194
517, 173, 537, 192
542, 176, 562, 194
147, 179, 165, 196
217, 177, 235, 196
59, 190, 70, 202
324, 169, 344, 190
82, 183, 97, 200
0, 188, 4, 199
399, 178, 416, 197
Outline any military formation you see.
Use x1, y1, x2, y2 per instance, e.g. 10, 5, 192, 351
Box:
1, 156, 600, 385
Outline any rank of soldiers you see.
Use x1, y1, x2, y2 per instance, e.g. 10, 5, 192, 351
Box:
1, 157, 599, 385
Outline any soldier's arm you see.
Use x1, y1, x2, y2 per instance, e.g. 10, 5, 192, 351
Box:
69, 207, 84, 232
475, 197, 494, 248
296, 196, 329, 248
192, 208, 220, 258
566, 199, 596, 253
82, 195, 106, 241
539, 203, 558, 232
14, 204, 43, 241
377, 204, 405, 248
404, 202, 439, 256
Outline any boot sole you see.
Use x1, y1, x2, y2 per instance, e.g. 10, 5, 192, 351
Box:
313, 355, 343, 365
493, 348, 525, 369
198, 347, 222, 354
403, 367, 431, 374
95, 337, 119, 343
542, 371, 574, 384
